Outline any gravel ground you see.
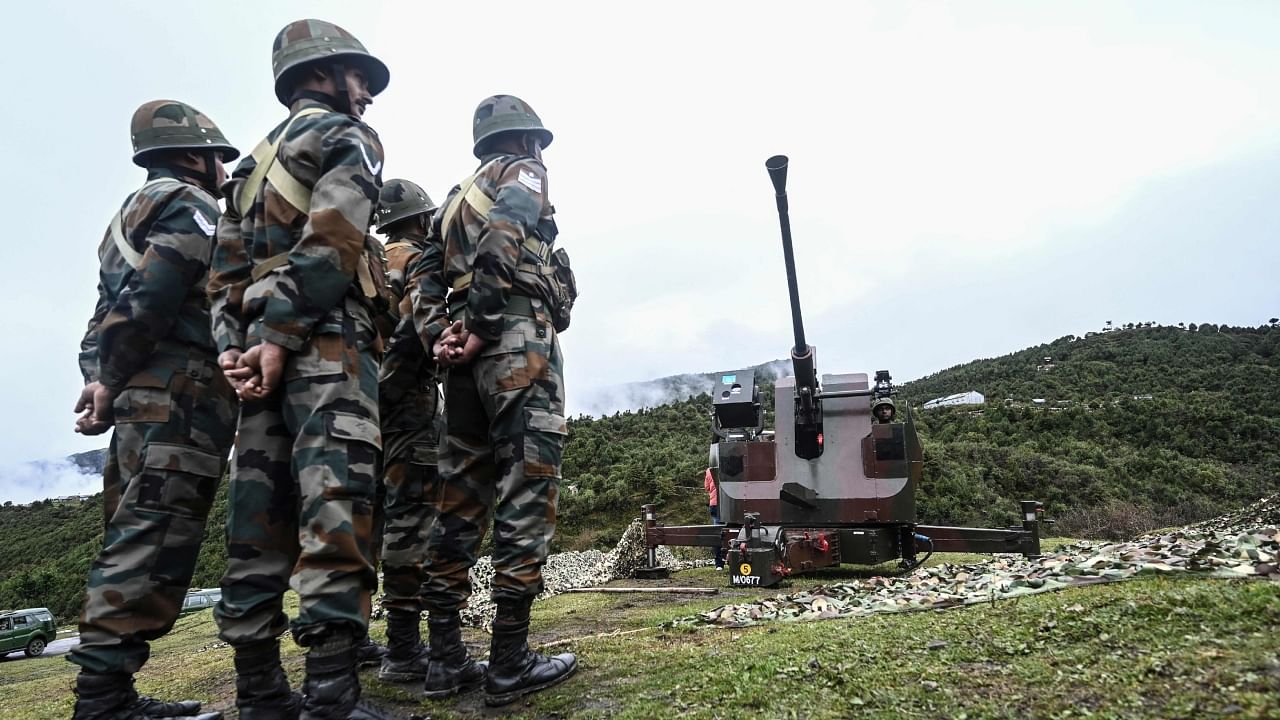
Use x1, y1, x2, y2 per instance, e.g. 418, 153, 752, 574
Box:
373, 519, 704, 629
675, 494, 1280, 627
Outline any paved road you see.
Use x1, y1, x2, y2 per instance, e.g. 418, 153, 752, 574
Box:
2, 635, 78, 661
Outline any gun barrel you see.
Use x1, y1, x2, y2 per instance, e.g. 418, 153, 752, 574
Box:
766, 155, 808, 355
791, 345, 816, 401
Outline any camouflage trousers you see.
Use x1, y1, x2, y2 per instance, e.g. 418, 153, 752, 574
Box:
422, 305, 566, 613
379, 425, 440, 613
70, 346, 236, 674
214, 300, 382, 648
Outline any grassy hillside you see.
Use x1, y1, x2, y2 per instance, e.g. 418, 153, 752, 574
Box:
907, 324, 1280, 533
1, 561, 1276, 718
0, 487, 230, 621
3, 323, 1276, 621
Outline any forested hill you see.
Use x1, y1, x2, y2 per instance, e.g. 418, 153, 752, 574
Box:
906, 322, 1280, 413
3, 323, 1276, 621
901, 324, 1279, 536
556, 323, 1280, 550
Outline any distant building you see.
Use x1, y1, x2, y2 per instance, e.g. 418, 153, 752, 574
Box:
50, 495, 92, 505
922, 391, 985, 410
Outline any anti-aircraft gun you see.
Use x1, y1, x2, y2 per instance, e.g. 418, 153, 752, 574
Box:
638, 156, 1048, 587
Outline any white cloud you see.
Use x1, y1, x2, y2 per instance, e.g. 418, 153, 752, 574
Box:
0, 460, 99, 506
2, 1, 1278, 462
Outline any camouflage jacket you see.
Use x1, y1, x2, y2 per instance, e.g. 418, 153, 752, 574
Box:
383, 232, 426, 320
380, 230, 442, 432
435, 153, 556, 342
208, 99, 384, 353
79, 168, 222, 391
403, 213, 451, 354
365, 233, 399, 342
380, 230, 430, 366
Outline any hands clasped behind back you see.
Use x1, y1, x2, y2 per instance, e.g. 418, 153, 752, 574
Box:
433, 319, 486, 367
221, 343, 289, 401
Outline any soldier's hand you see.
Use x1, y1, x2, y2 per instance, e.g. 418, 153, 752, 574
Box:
433, 321, 467, 367
74, 382, 115, 435
219, 348, 242, 370
219, 348, 251, 393
451, 332, 487, 366
237, 343, 289, 400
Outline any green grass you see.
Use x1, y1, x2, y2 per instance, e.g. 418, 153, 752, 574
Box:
2, 557, 1276, 719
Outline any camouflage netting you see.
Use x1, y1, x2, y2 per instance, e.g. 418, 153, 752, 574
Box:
672, 494, 1280, 627
373, 520, 707, 629
369, 495, 1279, 632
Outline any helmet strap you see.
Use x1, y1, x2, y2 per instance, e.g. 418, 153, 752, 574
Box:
202, 150, 223, 199
150, 152, 219, 197
331, 62, 351, 115
289, 88, 340, 110
285, 63, 351, 115
287, 63, 350, 114
520, 133, 543, 161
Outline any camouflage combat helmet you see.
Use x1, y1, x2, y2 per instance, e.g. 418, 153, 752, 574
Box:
872, 396, 896, 416
271, 19, 390, 106
376, 178, 437, 232
472, 94, 553, 158
130, 100, 238, 168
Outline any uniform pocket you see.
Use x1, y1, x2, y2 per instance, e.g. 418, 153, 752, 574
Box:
523, 408, 567, 479
326, 412, 383, 451
136, 443, 224, 519
114, 387, 172, 424
322, 411, 382, 500
479, 332, 530, 393
409, 442, 437, 466
287, 332, 346, 381
114, 362, 177, 424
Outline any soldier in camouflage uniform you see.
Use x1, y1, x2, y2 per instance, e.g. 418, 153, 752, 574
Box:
70, 100, 237, 720
206, 19, 394, 720
409, 95, 576, 706
366, 179, 446, 685
873, 397, 896, 424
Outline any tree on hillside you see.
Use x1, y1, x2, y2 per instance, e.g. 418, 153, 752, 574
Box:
1269, 317, 1278, 327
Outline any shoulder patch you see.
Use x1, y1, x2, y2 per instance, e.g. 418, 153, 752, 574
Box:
359, 143, 383, 176
517, 169, 543, 194
192, 210, 216, 237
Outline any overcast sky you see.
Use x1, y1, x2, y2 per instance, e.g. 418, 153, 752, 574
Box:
1, 1, 1277, 501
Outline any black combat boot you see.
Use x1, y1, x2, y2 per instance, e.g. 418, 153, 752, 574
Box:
421, 612, 487, 699
353, 632, 389, 669
72, 671, 222, 719
377, 608, 431, 683
300, 634, 395, 720
483, 600, 577, 707
233, 639, 302, 720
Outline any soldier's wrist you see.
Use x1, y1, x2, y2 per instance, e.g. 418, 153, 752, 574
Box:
463, 314, 500, 342
423, 321, 448, 347
259, 325, 306, 352
99, 371, 127, 394
218, 336, 246, 354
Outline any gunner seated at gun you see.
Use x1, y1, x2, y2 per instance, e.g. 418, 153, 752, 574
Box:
873, 397, 896, 424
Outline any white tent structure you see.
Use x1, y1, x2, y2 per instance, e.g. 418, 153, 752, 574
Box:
921, 391, 985, 410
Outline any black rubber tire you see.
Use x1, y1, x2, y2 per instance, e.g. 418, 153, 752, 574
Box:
24, 637, 46, 657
